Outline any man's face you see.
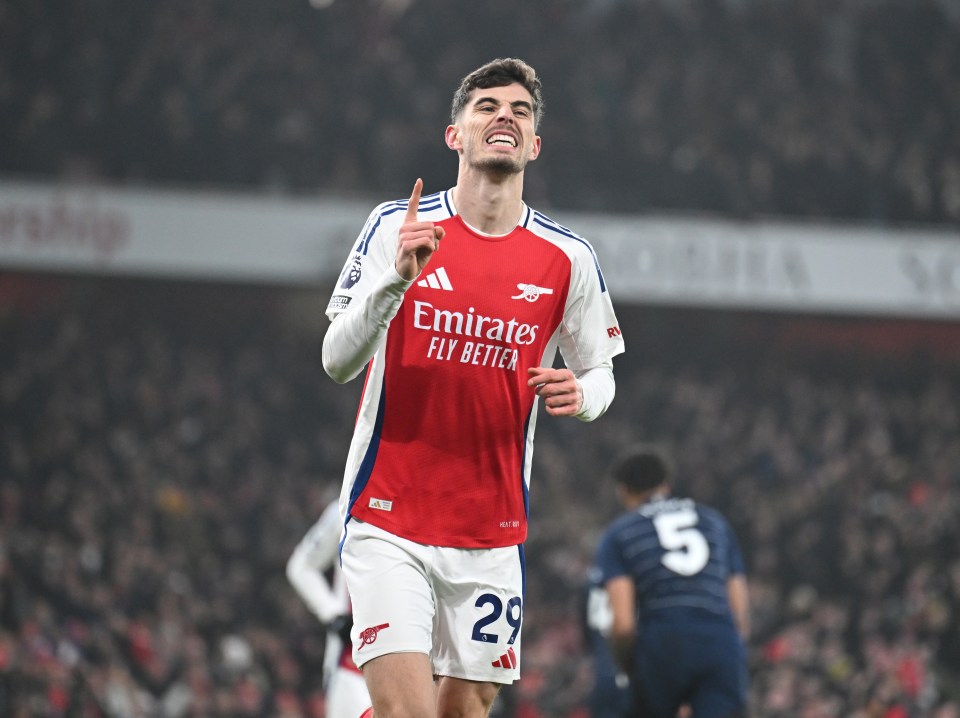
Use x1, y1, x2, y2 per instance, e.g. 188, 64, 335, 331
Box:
446, 82, 541, 175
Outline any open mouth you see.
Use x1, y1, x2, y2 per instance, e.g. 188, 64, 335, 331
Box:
486, 133, 518, 148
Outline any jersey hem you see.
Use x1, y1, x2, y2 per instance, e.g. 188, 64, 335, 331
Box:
354, 513, 526, 549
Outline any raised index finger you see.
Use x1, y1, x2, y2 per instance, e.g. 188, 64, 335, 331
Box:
405, 178, 423, 223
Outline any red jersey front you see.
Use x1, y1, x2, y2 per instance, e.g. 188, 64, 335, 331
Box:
327, 189, 624, 548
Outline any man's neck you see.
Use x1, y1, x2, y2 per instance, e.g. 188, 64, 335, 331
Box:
452, 171, 525, 235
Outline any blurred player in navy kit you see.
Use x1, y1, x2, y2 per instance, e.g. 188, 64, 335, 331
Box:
581, 570, 635, 718
593, 446, 750, 718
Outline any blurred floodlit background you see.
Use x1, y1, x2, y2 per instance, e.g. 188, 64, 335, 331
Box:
2, 0, 960, 716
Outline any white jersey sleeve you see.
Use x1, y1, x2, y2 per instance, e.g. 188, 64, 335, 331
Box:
322, 265, 411, 383
325, 200, 411, 322
322, 201, 417, 383
526, 211, 624, 419
554, 229, 623, 371
574, 360, 615, 422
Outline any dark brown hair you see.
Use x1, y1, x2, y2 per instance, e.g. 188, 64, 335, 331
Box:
450, 58, 544, 130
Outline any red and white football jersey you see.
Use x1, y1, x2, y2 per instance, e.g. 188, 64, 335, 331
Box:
327, 189, 625, 548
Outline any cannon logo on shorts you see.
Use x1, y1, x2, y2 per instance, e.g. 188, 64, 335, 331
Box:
356, 623, 390, 651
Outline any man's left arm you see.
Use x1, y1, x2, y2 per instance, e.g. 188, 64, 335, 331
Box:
530, 243, 623, 419
526, 360, 614, 420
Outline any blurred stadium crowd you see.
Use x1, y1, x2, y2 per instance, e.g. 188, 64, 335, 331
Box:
1, 277, 959, 717
2, 0, 959, 225
4, 0, 960, 715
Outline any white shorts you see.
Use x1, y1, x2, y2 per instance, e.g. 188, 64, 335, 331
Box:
340, 518, 524, 684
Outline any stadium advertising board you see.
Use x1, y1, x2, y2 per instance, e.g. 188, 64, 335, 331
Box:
1, 180, 958, 318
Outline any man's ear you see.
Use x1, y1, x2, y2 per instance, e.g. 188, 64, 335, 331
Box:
528, 135, 542, 161
445, 125, 462, 151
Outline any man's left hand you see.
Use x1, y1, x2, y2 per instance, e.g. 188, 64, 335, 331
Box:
527, 366, 582, 417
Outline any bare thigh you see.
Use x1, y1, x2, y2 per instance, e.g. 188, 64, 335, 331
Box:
361, 653, 500, 718
436, 675, 500, 718
362, 652, 436, 718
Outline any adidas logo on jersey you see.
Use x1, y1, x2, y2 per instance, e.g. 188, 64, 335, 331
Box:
417, 267, 453, 291
492, 646, 517, 669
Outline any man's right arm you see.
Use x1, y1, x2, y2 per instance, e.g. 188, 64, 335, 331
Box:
724, 519, 751, 641
322, 265, 412, 383
727, 573, 750, 641
323, 178, 442, 384
605, 575, 636, 675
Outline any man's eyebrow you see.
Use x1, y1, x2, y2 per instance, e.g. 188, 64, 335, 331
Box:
473, 96, 534, 112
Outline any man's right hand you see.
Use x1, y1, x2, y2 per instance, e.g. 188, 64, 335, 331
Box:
396, 178, 445, 281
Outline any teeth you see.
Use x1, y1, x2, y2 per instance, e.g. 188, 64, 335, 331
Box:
487, 134, 516, 147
